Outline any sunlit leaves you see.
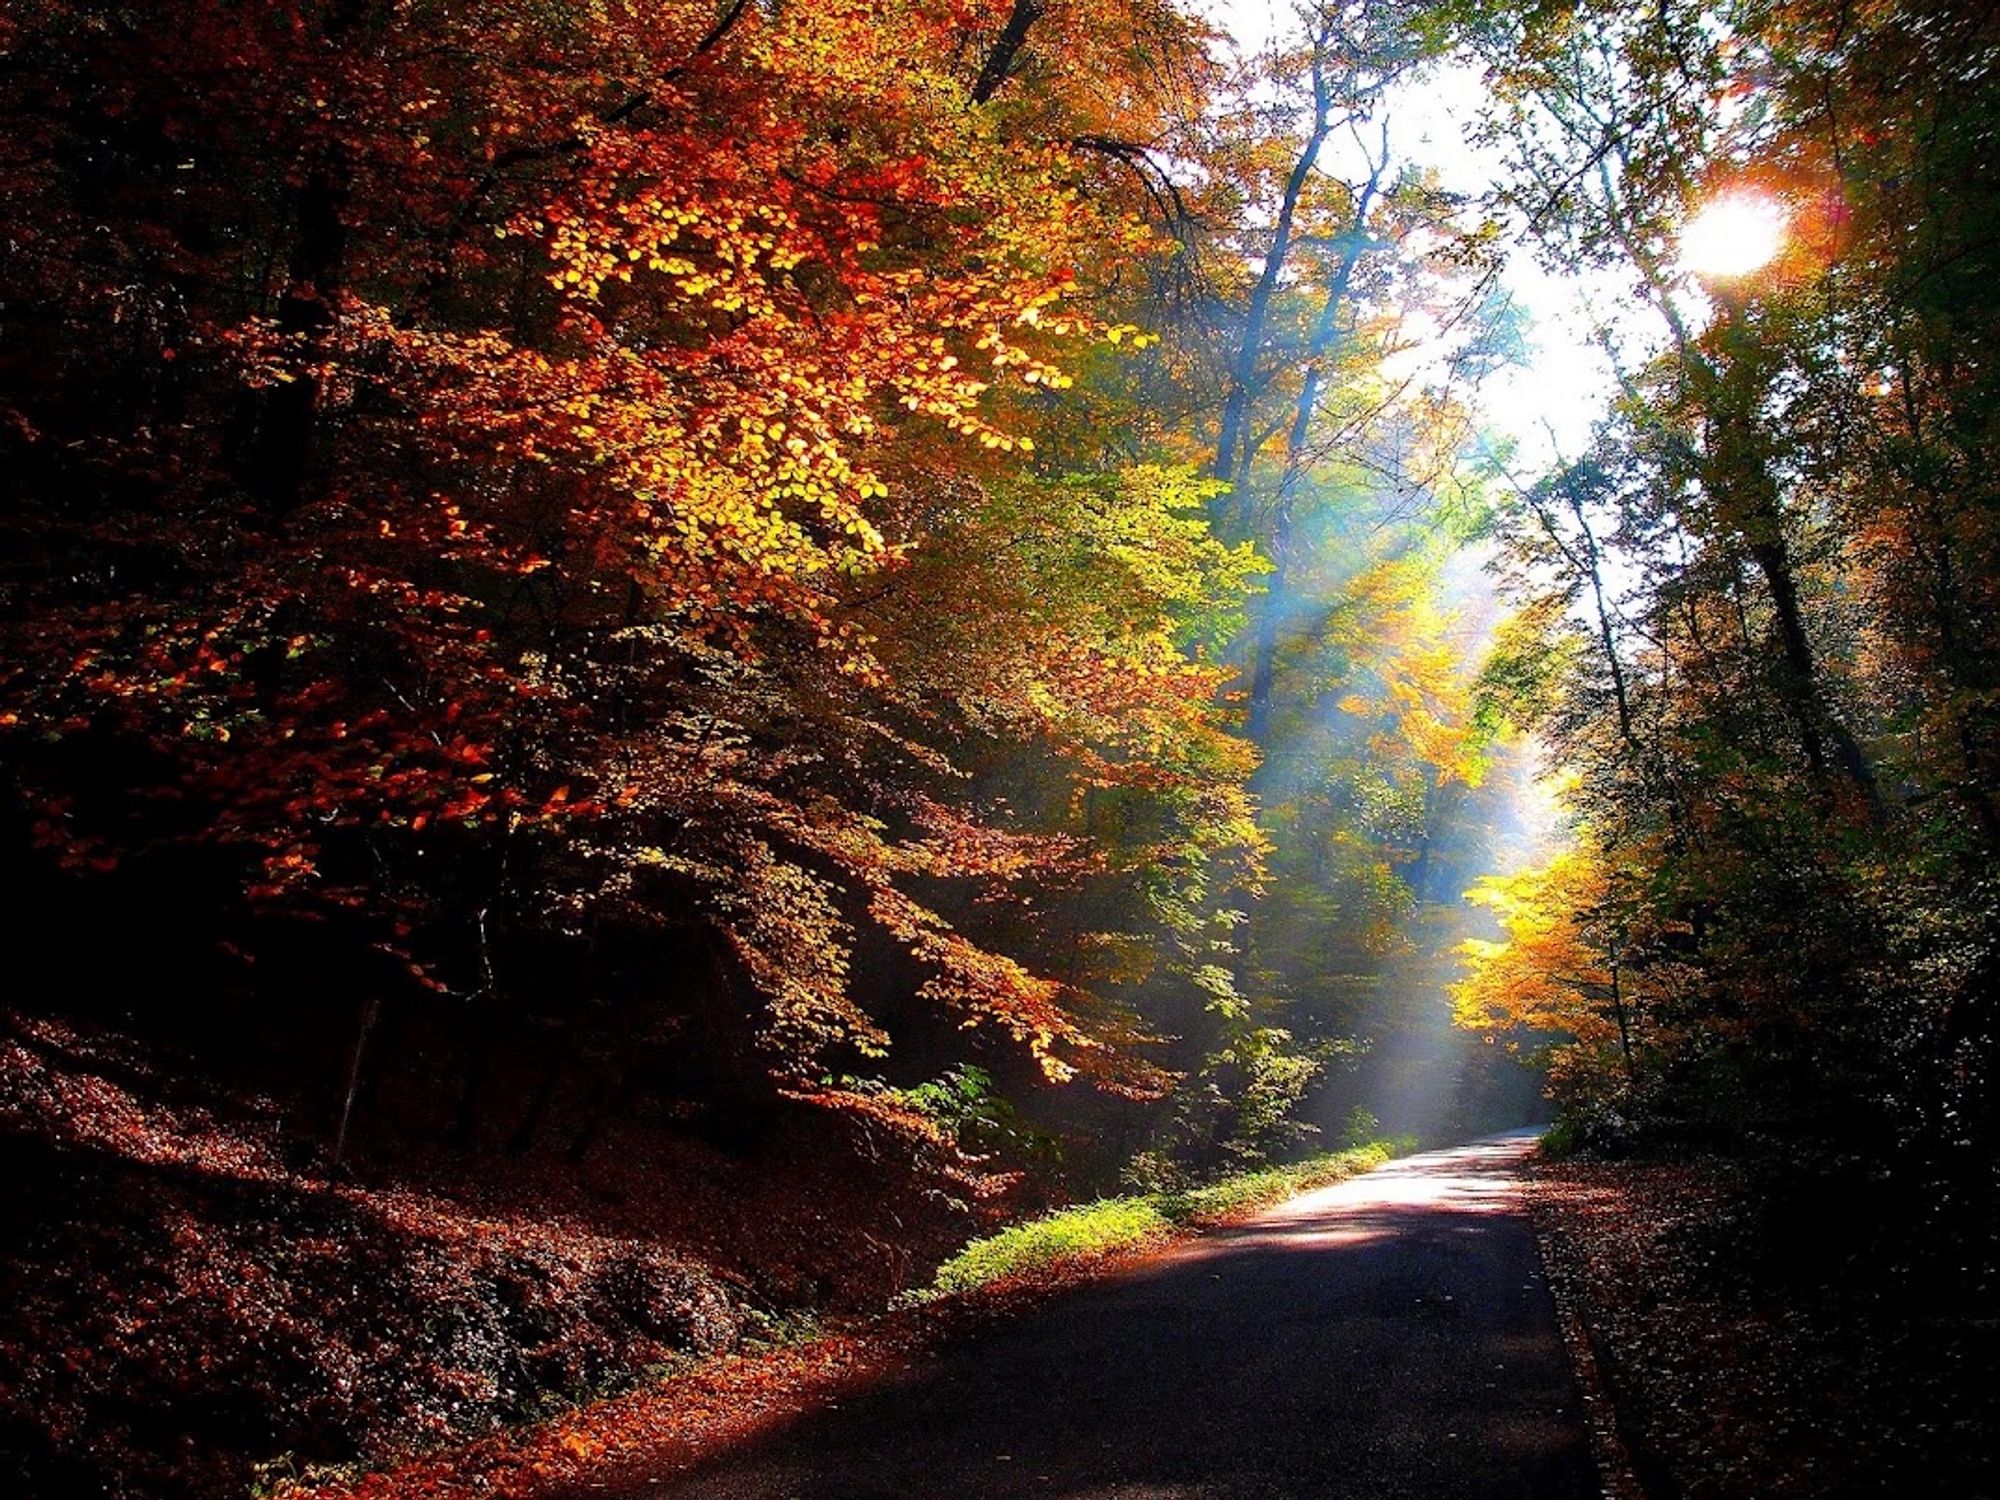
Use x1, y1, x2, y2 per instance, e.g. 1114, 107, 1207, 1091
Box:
0, 0, 1239, 1099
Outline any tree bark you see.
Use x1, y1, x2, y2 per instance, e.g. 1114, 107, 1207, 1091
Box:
1704, 313, 1884, 822
970, 0, 1045, 105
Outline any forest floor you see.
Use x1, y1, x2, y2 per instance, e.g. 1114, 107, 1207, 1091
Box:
1529, 1156, 1999, 1499
0, 1008, 1000, 1499
0, 1003, 1409, 1500
274, 1248, 1149, 1500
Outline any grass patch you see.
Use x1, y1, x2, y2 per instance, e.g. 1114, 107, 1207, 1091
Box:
923, 1196, 1171, 1296
918, 1140, 1406, 1299
1158, 1140, 1399, 1223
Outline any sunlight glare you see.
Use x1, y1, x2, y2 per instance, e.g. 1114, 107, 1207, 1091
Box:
1478, 312, 1613, 464
1679, 193, 1787, 279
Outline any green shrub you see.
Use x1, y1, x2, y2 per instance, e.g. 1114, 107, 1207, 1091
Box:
916, 1141, 1397, 1299
924, 1198, 1172, 1296
1342, 1106, 1381, 1148
1538, 1117, 1582, 1159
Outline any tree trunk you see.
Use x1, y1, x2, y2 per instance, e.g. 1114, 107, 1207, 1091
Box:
331, 994, 380, 1171
253, 166, 348, 516
1705, 319, 1884, 822
1210, 39, 1338, 504
969, 0, 1045, 105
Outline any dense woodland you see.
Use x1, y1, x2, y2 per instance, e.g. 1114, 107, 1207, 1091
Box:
1, 0, 1996, 1493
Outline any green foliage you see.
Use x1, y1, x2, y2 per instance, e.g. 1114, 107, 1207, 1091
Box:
888, 1065, 1003, 1130
978, 466, 1269, 661
922, 1197, 1173, 1297
917, 1142, 1395, 1298
1155, 1143, 1393, 1223
1116, 1149, 1195, 1195
1208, 1025, 1331, 1162
1341, 1106, 1382, 1148
873, 1066, 1060, 1164
1535, 1116, 1591, 1161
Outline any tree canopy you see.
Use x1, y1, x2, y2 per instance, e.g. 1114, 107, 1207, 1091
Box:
2, 0, 1995, 1267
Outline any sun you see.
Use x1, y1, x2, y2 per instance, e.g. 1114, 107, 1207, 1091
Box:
1679, 193, 1788, 279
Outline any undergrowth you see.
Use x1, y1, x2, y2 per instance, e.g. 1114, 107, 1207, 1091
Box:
918, 1140, 1406, 1298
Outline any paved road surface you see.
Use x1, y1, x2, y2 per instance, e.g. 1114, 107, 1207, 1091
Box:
630, 1132, 1598, 1499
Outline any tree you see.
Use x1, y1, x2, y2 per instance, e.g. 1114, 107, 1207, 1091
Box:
1458, 0, 2000, 1218
1454, 843, 1650, 1115
0, 0, 1265, 1151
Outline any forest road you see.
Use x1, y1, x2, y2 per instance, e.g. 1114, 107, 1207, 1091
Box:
620, 1132, 1598, 1499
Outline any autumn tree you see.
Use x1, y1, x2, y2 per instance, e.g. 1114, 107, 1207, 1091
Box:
0, 0, 1274, 1161
1456, 0, 2000, 1234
